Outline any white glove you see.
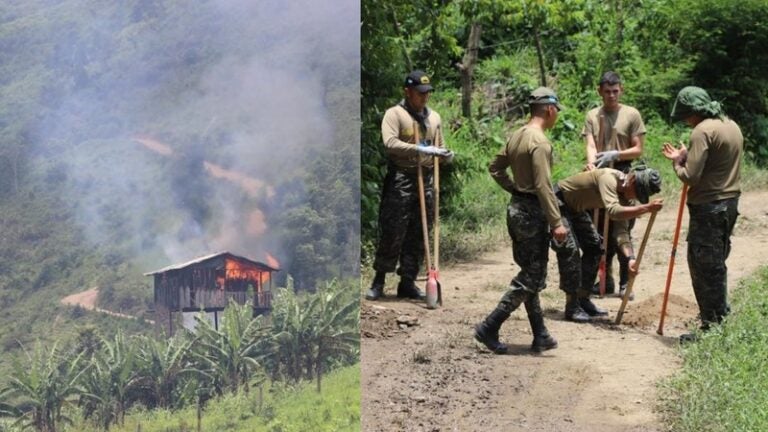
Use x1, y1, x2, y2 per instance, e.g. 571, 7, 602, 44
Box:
442, 150, 455, 164
595, 150, 620, 168
418, 145, 451, 157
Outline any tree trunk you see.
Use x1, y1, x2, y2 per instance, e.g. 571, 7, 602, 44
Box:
389, 6, 413, 71
197, 397, 202, 432
533, 22, 547, 87
458, 23, 482, 118
613, 0, 624, 65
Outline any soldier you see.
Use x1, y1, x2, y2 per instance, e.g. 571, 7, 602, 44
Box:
474, 87, 566, 354
553, 167, 663, 322
662, 86, 743, 343
583, 71, 646, 297
365, 70, 453, 301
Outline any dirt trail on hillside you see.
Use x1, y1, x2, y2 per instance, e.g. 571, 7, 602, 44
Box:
61, 287, 151, 322
361, 190, 768, 432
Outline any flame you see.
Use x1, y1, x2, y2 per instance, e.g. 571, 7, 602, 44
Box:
265, 253, 280, 269
133, 135, 274, 201
133, 137, 174, 156
224, 256, 276, 285
203, 161, 275, 199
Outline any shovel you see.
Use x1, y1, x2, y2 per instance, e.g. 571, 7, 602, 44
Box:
615, 210, 657, 324
595, 113, 611, 297
657, 184, 688, 335
414, 122, 441, 309
432, 126, 443, 307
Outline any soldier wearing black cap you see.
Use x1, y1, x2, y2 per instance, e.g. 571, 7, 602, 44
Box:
365, 70, 453, 301
553, 167, 663, 321
663, 86, 743, 343
475, 87, 565, 354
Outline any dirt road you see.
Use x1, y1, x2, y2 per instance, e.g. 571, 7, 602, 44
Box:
361, 191, 768, 432
61, 287, 151, 322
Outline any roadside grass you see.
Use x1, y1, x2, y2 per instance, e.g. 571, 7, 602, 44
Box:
658, 266, 768, 432
71, 364, 360, 432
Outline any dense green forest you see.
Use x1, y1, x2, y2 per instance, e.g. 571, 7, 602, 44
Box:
362, 0, 768, 260
0, 0, 359, 429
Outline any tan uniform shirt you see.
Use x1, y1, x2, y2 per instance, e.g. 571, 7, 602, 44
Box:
381, 104, 443, 168
676, 117, 742, 205
582, 105, 646, 152
558, 169, 631, 247
489, 126, 562, 228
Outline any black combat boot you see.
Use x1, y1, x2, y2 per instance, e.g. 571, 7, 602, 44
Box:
577, 289, 608, 317
396, 277, 425, 300
591, 274, 616, 295
618, 283, 635, 301
525, 294, 557, 352
364, 272, 386, 300
474, 308, 511, 354
565, 293, 591, 323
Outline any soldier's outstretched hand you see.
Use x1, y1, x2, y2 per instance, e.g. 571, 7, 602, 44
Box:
662, 142, 687, 163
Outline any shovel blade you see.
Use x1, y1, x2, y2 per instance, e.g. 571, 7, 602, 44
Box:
598, 259, 607, 297
426, 269, 440, 309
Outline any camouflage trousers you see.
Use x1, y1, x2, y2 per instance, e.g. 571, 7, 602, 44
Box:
496, 195, 549, 314
687, 197, 739, 328
372, 165, 433, 280
551, 205, 602, 295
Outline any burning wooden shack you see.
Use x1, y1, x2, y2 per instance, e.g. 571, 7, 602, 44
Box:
146, 252, 279, 336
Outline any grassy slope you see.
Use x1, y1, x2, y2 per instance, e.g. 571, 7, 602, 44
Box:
97, 364, 361, 432
659, 267, 768, 432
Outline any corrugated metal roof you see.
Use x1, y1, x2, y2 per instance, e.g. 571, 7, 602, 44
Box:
144, 251, 280, 275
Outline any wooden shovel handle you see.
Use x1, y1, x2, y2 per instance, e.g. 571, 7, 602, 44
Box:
615, 210, 657, 324
433, 126, 441, 270
657, 184, 688, 335
414, 122, 432, 271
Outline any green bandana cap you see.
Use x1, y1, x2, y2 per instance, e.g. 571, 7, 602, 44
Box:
670, 86, 724, 121
631, 165, 662, 204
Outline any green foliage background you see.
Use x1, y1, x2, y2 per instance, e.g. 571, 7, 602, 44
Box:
0, 0, 359, 386
361, 0, 768, 262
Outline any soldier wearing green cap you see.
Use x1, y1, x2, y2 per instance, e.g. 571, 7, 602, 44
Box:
662, 86, 743, 343
366, 70, 454, 301
474, 86, 565, 354
552, 167, 663, 321
583, 71, 647, 298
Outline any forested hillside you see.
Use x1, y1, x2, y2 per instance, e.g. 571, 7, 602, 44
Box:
0, 0, 359, 367
362, 0, 768, 258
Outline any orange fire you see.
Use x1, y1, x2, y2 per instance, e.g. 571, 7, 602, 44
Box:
266, 253, 280, 269
133, 137, 174, 156
134, 135, 274, 201
224, 255, 278, 286
203, 161, 275, 199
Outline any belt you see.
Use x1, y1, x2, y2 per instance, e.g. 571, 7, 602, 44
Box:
552, 184, 565, 201
511, 189, 538, 200
387, 162, 434, 176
